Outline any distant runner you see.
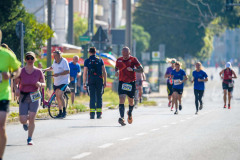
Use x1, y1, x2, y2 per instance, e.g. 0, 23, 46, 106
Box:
171, 61, 188, 115
165, 58, 176, 110
219, 62, 237, 109
191, 62, 208, 115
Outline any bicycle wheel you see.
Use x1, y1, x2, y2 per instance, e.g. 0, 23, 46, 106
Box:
48, 94, 68, 118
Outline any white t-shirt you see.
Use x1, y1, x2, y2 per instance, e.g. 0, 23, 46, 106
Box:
52, 58, 70, 86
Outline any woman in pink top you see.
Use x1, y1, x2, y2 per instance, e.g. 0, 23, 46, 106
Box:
14, 52, 45, 145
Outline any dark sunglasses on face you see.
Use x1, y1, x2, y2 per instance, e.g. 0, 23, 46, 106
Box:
26, 56, 34, 60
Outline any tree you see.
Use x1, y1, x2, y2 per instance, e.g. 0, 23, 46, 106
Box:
132, 24, 151, 61
0, 0, 54, 59
73, 13, 88, 46
134, 0, 240, 60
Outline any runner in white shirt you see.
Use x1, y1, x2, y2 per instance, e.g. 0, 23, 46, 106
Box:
43, 50, 70, 118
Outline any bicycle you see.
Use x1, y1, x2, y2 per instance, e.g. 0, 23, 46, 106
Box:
41, 74, 70, 118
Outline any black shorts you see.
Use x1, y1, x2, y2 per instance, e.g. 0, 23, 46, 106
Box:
118, 81, 136, 99
222, 82, 233, 92
53, 84, 68, 91
68, 83, 77, 93
0, 100, 10, 112
173, 88, 183, 95
167, 83, 173, 96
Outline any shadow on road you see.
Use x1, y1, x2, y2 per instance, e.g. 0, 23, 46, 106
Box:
6, 144, 25, 147
70, 125, 121, 128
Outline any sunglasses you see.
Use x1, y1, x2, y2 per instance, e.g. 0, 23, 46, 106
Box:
26, 56, 34, 60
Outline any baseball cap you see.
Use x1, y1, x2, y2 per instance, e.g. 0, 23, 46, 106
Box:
226, 62, 231, 68
25, 51, 36, 59
171, 59, 176, 63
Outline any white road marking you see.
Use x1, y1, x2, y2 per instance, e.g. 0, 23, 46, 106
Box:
170, 122, 177, 125
186, 117, 192, 120
162, 125, 168, 128
150, 128, 160, 132
72, 152, 92, 159
180, 120, 185, 122
136, 132, 147, 136
98, 143, 114, 149
118, 137, 132, 141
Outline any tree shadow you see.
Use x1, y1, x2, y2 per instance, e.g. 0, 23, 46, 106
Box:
6, 144, 25, 147
70, 125, 121, 129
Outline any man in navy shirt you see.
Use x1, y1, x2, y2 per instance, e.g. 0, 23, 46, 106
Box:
69, 56, 81, 105
83, 47, 107, 119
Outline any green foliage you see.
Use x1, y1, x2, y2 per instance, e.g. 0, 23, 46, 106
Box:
132, 24, 151, 60
0, 0, 54, 59
134, 0, 240, 60
73, 14, 88, 46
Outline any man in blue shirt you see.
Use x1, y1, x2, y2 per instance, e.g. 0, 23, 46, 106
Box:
83, 47, 107, 119
192, 62, 208, 114
69, 56, 81, 105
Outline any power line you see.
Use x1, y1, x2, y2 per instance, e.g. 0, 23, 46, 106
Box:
140, 1, 214, 20
198, 0, 215, 18
135, 7, 203, 24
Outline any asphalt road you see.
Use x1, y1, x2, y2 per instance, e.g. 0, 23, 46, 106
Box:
3, 67, 240, 160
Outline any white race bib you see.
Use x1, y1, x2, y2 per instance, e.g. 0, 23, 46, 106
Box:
122, 83, 132, 91
228, 82, 234, 88
0, 73, 2, 83
30, 91, 41, 102
174, 79, 181, 85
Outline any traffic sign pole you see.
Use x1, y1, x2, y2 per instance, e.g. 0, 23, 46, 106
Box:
21, 22, 24, 67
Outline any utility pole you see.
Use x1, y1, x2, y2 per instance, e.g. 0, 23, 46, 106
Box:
88, 0, 94, 36
68, 0, 74, 44
125, 0, 132, 50
47, 0, 52, 90
111, 0, 116, 28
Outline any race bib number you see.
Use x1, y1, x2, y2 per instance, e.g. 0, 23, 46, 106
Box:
122, 83, 132, 91
174, 79, 181, 85
30, 91, 41, 102
228, 82, 234, 88
0, 73, 2, 83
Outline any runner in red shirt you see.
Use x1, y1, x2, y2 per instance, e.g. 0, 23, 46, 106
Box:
219, 62, 237, 109
115, 47, 143, 126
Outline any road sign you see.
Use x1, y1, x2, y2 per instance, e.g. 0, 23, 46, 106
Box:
152, 51, 160, 62
79, 36, 90, 41
16, 21, 25, 39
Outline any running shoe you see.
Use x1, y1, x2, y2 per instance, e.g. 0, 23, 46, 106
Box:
62, 112, 67, 118
23, 124, 28, 131
224, 105, 227, 109
170, 106, 173, 111
55, 113, 63, 119
118, 118, 126, 126
179, 104, 182, 111
195, 111, 198, 115
27, 138, 34, 145
127, 111, 133, 124
174, 110, 178, 115
140, 98, 142, 103
168, 101, 171, 107
228, 104, 231, 109
199, 104, 203, 110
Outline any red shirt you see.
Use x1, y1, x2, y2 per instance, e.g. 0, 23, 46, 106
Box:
116, 56, 141, 83
223, 69, 233, 84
